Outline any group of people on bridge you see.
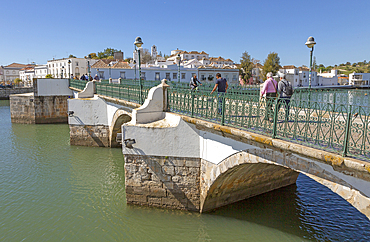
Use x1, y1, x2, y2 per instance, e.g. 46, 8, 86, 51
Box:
189, 72, 293, 118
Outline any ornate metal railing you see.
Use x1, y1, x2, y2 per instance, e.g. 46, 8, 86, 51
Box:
69, 79, 370, 161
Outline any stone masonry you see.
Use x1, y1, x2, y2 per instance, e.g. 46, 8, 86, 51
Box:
10, 93, 68, 124
124, 154, 201, 211
0, 87, 34, 100
69, 124, 110, 147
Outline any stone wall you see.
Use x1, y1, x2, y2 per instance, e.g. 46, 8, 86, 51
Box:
0, 87, 34, 100
124, 154, 201, 211
34, 96, 69, 124
10, 93, 69, 124
9, 94, 35, 124
69, 124, 110, 147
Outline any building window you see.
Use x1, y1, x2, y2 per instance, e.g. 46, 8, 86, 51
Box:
201, 75, 205, 80
181, 73, 186, 79
165, 73, 170, 80
98, 71, 104, 79
232, 75, 237, 81
173, 73, 177, 79
76, 62, 79, 66
155, 72, 160, 81
142, 72, 146, 80
120, 72, 126, 79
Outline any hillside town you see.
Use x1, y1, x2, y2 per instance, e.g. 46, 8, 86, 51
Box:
0, 44, 368, 88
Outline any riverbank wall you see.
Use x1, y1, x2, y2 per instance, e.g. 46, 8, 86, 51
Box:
0, 87, 34, 100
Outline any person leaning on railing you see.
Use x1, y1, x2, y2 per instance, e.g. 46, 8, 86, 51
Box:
260, 72, 278, 122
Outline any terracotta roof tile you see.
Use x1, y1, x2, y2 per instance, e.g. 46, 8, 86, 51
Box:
281, 65, 296, 69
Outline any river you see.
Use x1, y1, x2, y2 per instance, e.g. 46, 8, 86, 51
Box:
0, 100, 369, 241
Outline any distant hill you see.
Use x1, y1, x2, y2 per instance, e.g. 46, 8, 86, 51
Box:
316, 61, 370, 76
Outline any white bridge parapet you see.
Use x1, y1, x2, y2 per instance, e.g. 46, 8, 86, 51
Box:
131, 79, 169, 125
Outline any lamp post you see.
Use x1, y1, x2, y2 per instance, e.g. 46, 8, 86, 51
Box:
109, 63, 111, 79
68, 60, 71, 78
61, 66, 64, 78
176, 54, 181, 83
87, 54, 91, 81
134, 36, 144, 104
133, 60, 137, 81
305, 36, 316, 89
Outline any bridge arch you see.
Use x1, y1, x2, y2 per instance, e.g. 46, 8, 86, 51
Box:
110, 109, 132, 148
200, 149, 370, 218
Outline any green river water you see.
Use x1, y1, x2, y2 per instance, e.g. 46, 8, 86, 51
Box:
0, 100, 369, 241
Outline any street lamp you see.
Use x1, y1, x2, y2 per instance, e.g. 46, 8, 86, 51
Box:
61, 66, 64, 78
176, 54, 181, 83
305, 36, 316, 88
68, 60, 71, 78
134, 36, 144, 104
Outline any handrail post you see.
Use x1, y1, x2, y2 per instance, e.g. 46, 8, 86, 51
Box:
272, 97, 279, 138
191, 91, 195, 118
221, 93, 225, 125
342, 105, 352, 157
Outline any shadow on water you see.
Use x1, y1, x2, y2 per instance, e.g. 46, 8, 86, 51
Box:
205, 174, 370, 241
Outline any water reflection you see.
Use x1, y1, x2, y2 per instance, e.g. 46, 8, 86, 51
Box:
1, 100, 369, 242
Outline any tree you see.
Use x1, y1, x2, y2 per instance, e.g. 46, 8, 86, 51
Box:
124, 57, 133, 63
14, 78, 22, 86
97, 48, 120, 59
140, 48, 152, 64
312, 56, 317, 70
239, 51, 254, 84
45, 74, 53, 78
261, 52, 280, 80
68, 54, 76, 58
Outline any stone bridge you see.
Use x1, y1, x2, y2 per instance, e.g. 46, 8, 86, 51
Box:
68, 80, 370, 220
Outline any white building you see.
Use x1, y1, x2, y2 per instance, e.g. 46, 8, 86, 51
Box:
0, 63, 31, 84
279, 66, 318, 87
317, 69, 339, 86
349, 72, 370, 86
19, 65, 48, 87
47, 58, 99, 79
91, 60, 239, 84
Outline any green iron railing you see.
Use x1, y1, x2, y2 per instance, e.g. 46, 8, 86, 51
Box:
167, 88, 370, 161
69, 79, 370, 161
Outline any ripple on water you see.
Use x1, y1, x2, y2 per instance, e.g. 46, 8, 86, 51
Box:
0, 100, 369, 242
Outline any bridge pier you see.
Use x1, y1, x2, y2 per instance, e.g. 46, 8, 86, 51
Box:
9, 79, 71, 124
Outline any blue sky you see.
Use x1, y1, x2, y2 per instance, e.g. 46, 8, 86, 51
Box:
1, 0, 369, 67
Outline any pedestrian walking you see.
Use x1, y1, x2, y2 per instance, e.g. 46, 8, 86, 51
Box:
260, 72, 278, 122
277, 73, 293, 121
94, 74, 100, 81
210, 73, 228, 114
189, 74, 202, 91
